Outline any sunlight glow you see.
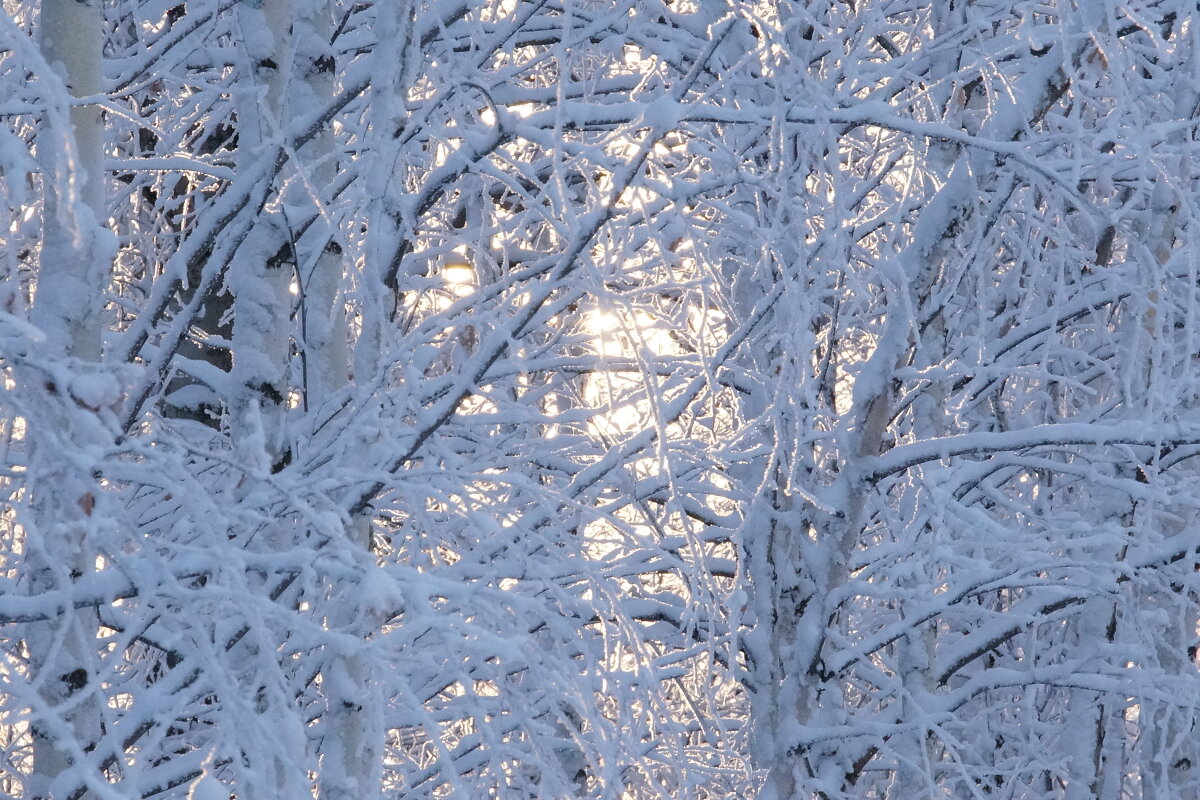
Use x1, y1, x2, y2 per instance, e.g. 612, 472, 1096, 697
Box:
587, 310, 625, 358
441, 261, 475, 292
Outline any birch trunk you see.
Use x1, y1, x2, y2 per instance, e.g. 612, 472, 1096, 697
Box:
33, 0, 107, 359
224, 2, 310, 794
27, 1, 110, 796
229, 0, 295, 473
316, 3, 415, 793
295, 0, 349, 410
289, 0, 383, 794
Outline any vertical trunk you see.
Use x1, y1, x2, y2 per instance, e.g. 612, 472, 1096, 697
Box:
289, 0, 419, 793
290, 0, 381, 792
224, 3, 309, 794
296, 0, 348, 409
228, 0, 295, 472
33, 0, 108, 359
27, 1, 110, 797
318, 3, 416, 793
1132, 115, 1194, 800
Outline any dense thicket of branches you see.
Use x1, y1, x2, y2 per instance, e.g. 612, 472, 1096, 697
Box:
3, 1, 1200, 799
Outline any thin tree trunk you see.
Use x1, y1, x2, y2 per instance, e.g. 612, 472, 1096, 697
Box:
33, 0, 107, 360
224, 3, 312, 794
27, 1, 109, 796
317, 0, 417, 791
228, 0, 295, 472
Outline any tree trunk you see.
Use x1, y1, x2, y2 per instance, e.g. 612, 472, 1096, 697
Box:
27, 1, 110, 796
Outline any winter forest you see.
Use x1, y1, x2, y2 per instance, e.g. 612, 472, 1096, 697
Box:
6, 0, 1200, 798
